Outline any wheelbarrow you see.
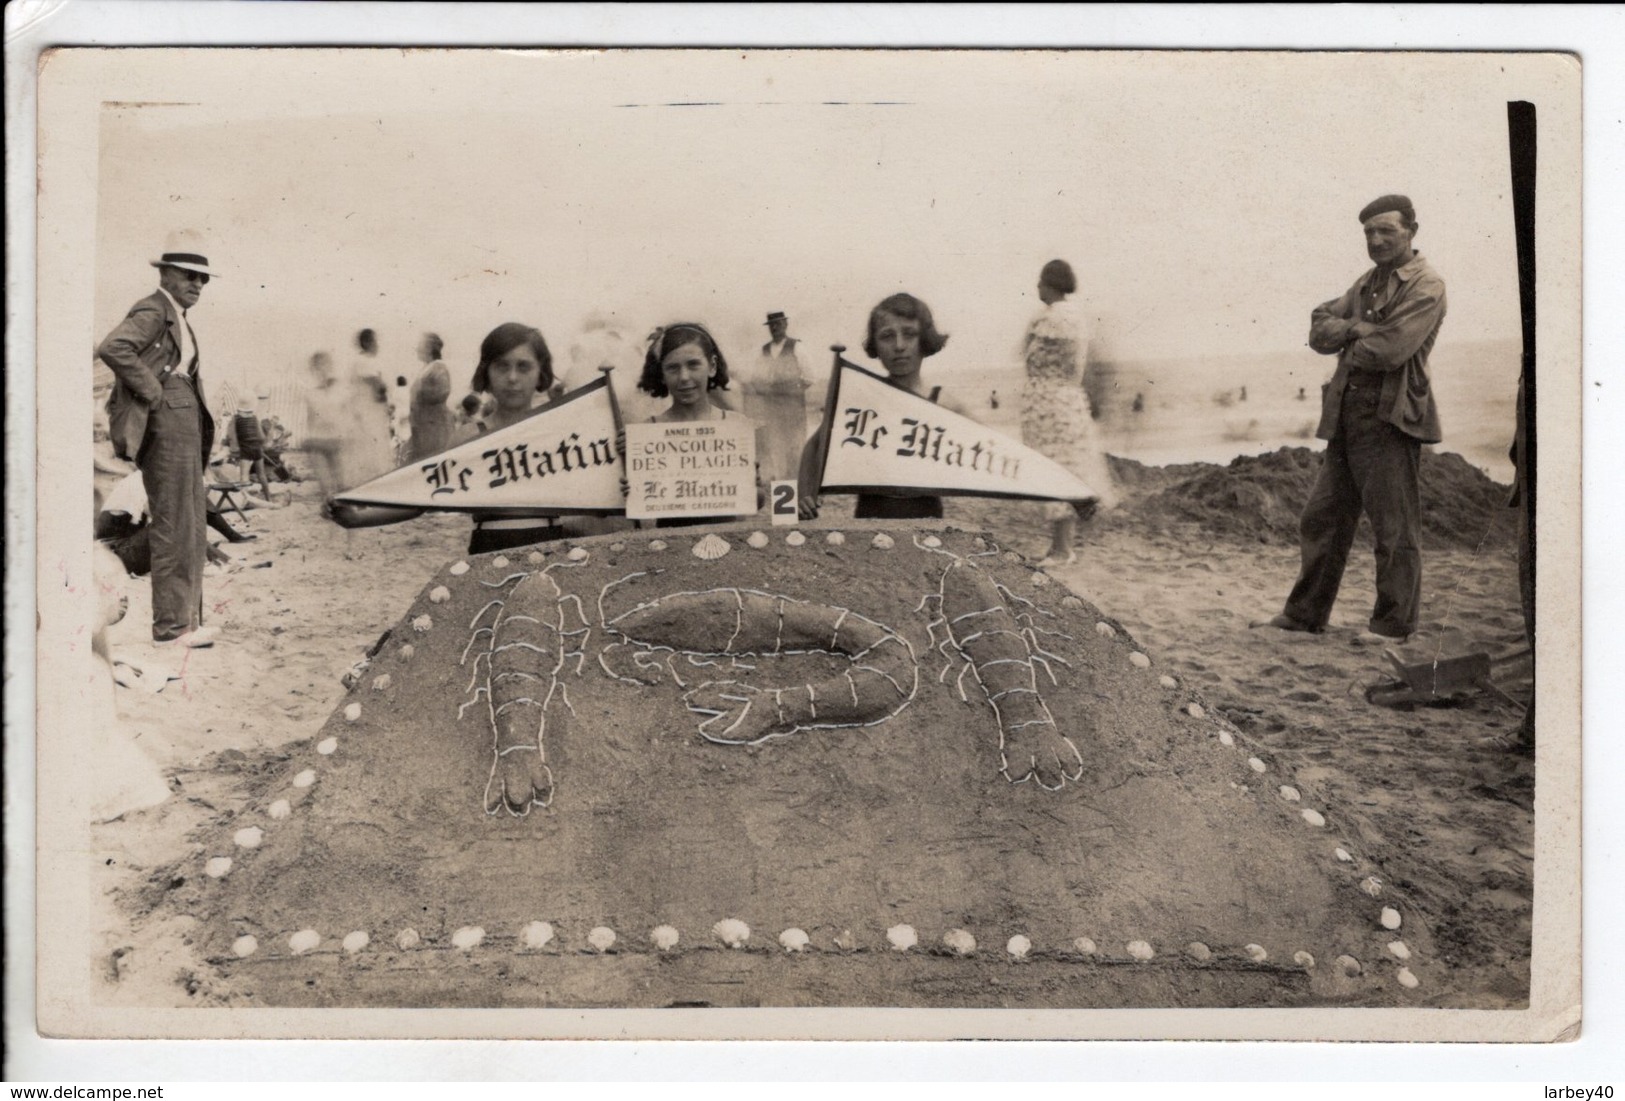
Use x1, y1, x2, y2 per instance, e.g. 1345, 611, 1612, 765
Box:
1365, 647, 1529, 710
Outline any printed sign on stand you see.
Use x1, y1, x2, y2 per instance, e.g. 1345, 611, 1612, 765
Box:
624, 419, 757, 521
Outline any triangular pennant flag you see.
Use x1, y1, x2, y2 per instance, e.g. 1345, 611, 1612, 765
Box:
818, 357, 1097, 504
334, 376, 624, 514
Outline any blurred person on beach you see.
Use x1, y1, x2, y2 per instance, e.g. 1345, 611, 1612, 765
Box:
741, 310, 812, 483
95, 231, 220, 649
1255, 194, 1447, 645
90, 490, 172, 820
1020, 259, 1118, 566
329, 322, 584, 554
407, 332, 455, 463
797, 292, 971, 521
349, 328, 398, 482
624, 322, 765, 530
224, 400, 279, 502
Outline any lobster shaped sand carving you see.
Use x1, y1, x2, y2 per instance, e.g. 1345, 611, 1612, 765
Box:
596, 572, 920, 745
917, 538, 1085, 790
458, 566, 592, 816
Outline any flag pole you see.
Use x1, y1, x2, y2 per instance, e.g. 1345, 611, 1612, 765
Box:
598, 364, 625, 437
808, 345, 846, 496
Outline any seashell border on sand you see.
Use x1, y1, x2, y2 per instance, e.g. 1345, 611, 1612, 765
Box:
168, 526, 1433, 1007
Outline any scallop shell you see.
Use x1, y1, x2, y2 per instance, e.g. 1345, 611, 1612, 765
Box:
397, 644, 414, 663
691, 534, 731, 560
1185, 942, 1212, 962
342, 931, 370, 954
428, 585, 451, 604
825, 531, 846, 545
268, 799, 291, 820
648, 540, 668, 551
395, 928, 421, 950
610, 542, 626, 553
1294, 951, 1317, 969
205, 857, 233, 878
1360, 876, 1384, 897
316, 737, 338, 756
1158, 674, 1178, 688
778, 928, 811, 952
746, 531, 770, 548
1301, 808, 1327, 827
1006, 935, 1032, 960
1279, 785, 1301, 803
1248, 757, 1268, 774
1336, 954, 1362, 976
1073, 937, 1098, 955
567, 547, 589, 562
1061, 595, 1084, 609
1186, 702, 1206, 719
1397, 967, 1420, 989
651, 925, 680, 951
1094, 621, 1116, 638
871, 533, 895, 550
451, 926, 486, 950
1030, 572, 1049, 587
1380, 907, 1403, 930
233, 827, 263, 849
491, 557, 510, 569
372, 673, 392, 692
289, 929, 321, 955
1245, 943, 1269, 962
587, 926, 617, 952
344, 703, 362, 722
448, 561, 470, 576
785, 531, 807, 547
1334, 847, 1353, 863
1129, 652, 1151, 668
527, 550, 544, 564
1387, 940, 1411, 960
232, 935, 258, 958
1218, 730, 1236, 747
921, 535, 942, 548
713, 918, 751, 948
292, 769, 316, 789
520, 921, 555, 950
1126, 940, 1155, 961
411, 614, 433, 632
942, 928, 977, 956
887, 924, 918, 952
833, 929, 858, 952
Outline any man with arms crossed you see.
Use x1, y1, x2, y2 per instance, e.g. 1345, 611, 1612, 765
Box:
1258, 194, 1447, 645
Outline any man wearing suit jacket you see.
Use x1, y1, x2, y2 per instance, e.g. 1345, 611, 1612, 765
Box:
98, 234, 220, 647
1257, 195, 1447, 645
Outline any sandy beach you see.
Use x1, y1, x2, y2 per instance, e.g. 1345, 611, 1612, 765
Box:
86, 444, 1532, 1011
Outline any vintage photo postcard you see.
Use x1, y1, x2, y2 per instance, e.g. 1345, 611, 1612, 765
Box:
20, 43, 1581, 1045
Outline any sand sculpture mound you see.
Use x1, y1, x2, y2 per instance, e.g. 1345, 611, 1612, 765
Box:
146, 525, 1432, 1008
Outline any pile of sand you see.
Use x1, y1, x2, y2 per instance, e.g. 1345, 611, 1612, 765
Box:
1132, 447, 1514, 548
133, 525, 1432, 1009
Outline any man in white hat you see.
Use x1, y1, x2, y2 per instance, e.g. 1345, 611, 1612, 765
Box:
97, 231, 220, 647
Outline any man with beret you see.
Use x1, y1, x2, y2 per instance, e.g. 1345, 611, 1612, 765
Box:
98, 231, 220, 648
1257, 195, 1448, 644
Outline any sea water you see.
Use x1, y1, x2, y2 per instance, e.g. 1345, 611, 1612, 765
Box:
937, 339, 1520, 485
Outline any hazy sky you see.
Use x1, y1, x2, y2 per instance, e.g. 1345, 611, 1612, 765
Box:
92, 49, 1535, 395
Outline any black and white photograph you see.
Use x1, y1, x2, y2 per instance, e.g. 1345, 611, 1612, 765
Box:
12, 8, 1599, 1067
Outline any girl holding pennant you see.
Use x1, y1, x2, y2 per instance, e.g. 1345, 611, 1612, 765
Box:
797, 292, 975, 521
328, 322, 619, 555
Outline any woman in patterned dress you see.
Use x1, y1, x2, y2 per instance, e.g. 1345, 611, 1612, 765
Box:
1021, 259, 1117, 566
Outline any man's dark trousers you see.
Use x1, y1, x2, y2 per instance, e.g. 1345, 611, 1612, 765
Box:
140, 372, 209, 641
1283, 378, 1422, 638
